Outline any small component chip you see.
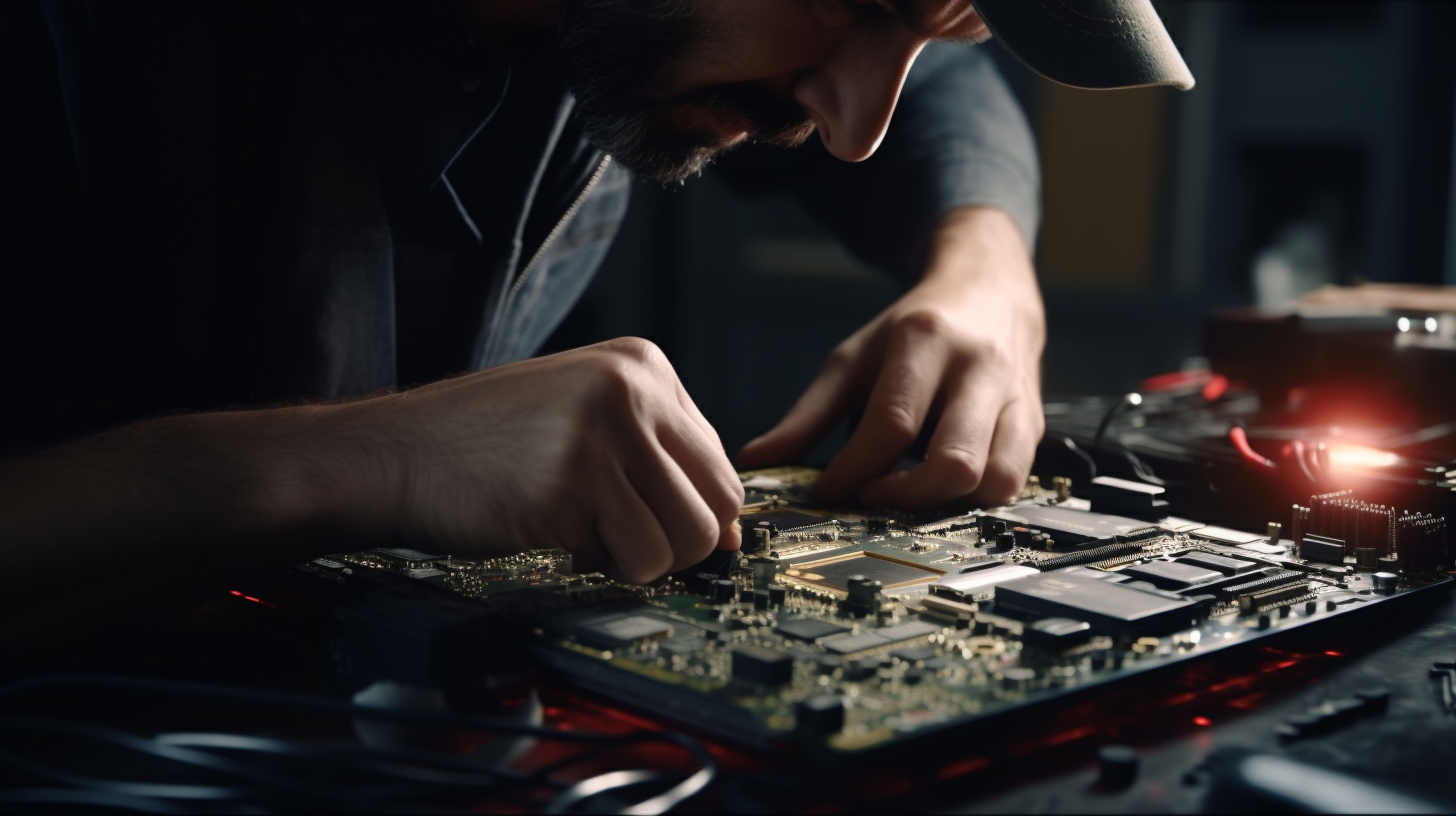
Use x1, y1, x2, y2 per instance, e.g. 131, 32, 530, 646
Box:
986, 505, 1153, 545
732, 645, 795, 686
775, 618, 851, 642
1119, 561, 1223, 590
566, 612, 675, 650
995, 570, 1202, 635
1175, 553, 1259, 576
821, 620, 942, 655
658, 637, 709, 657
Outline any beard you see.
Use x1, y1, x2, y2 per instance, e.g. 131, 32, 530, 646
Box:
553, 0, 817, 185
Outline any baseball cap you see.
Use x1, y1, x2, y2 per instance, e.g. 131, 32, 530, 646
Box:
969, 0, 1195, 91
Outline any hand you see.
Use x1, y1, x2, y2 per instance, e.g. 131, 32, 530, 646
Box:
738, 206, 1045, 510
343, 338, 743, 583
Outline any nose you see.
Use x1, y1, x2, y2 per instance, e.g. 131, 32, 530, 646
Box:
792, 22, 926, 162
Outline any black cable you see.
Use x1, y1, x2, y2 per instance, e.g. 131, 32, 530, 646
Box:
0, 675, 717, 813
1093, 392, 1143, 452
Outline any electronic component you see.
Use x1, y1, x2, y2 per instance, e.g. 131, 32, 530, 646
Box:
775, 618, 850, 642
1023, 617, 1094, 650
930, 563, 1038, 601
1089, 476, 1169, 518
742, 509, 828, 536
732, 645, 795, 686
783, 553, 940, 594
985, 504, 1153, 546
795, 695, 846, 736
1301, 534, 1346, 565
995, 570, 1203, 635
557, 611, 676, 650
819, 620, 941, 656
1175, 552, 1258, 576
1118, 561, 1223, 590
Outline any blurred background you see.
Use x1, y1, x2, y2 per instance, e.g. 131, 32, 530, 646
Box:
545, 0, 1456, 461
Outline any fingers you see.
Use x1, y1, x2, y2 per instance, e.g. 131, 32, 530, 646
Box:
860, 389, 1040, 510
856, 362, 1001, 510
593, 464, 675, 584
737, 346, 859, 469
967, 394, 1041, 506
814, 316, 949, 501
655, 406, 746, 550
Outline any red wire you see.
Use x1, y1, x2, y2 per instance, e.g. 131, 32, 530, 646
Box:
1229, 426, 1277, 469
1201, 374, 1230, 402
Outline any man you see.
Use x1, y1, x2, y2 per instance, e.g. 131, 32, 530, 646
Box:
0, 0, 1190, 633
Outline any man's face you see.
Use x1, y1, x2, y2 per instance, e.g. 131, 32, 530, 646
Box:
555, 0, 988, 184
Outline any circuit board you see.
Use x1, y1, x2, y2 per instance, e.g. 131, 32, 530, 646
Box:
296, 467, 1452, 760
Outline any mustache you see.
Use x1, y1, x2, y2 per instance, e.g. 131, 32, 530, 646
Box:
657, 81, 817, 147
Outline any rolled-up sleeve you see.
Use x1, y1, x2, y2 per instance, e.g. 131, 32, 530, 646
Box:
716, 43, 1040, 284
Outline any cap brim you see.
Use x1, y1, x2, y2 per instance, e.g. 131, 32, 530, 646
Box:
969, 0, 1195, 91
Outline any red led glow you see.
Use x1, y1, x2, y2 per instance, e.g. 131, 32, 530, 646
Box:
936, 756, 991, 780
227, 590, 275, 608
1325, 650, 1344, 657
1192, 716, 1212, 727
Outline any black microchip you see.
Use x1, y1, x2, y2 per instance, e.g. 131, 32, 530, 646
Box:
732, 645, 795, 686
995, 571, 1202, 635
986, 505, 1151, 546
1302, 534, 1346, 565
1119, 561, 1223, 590
1176, 553, 1259, 576
775, 618, 850, 642
658, 637, 709, 657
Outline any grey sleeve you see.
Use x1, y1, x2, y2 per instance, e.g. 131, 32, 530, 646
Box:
715, 43, 1040, 284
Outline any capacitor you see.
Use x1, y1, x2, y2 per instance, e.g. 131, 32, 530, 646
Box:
1097, 744, 1139, 790
794, 695, 846, 737
1266, 522, 1282, 544
710, 579, 737, 604
1373, 572, 1398, 593
749, 555, 776, 589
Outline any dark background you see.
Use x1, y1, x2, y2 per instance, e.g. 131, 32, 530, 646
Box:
544, 0, 1456, 462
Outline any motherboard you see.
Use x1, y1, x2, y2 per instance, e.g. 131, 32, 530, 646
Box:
295, 468, 1452, 760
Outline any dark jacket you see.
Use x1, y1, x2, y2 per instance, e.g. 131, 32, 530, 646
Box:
0, 1, 1038, 453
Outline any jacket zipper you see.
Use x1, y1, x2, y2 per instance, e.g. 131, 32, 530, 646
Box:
504, 154, 613, 311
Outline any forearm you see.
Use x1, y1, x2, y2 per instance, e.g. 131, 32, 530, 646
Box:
920, 206, 1044, 346
0, 403, 388, 636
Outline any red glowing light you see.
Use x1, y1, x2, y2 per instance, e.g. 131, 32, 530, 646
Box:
1192, 716, 1212, 727
1325, 650, 1344, 657
936, 756, 991, 781
227, 589, 275, 608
